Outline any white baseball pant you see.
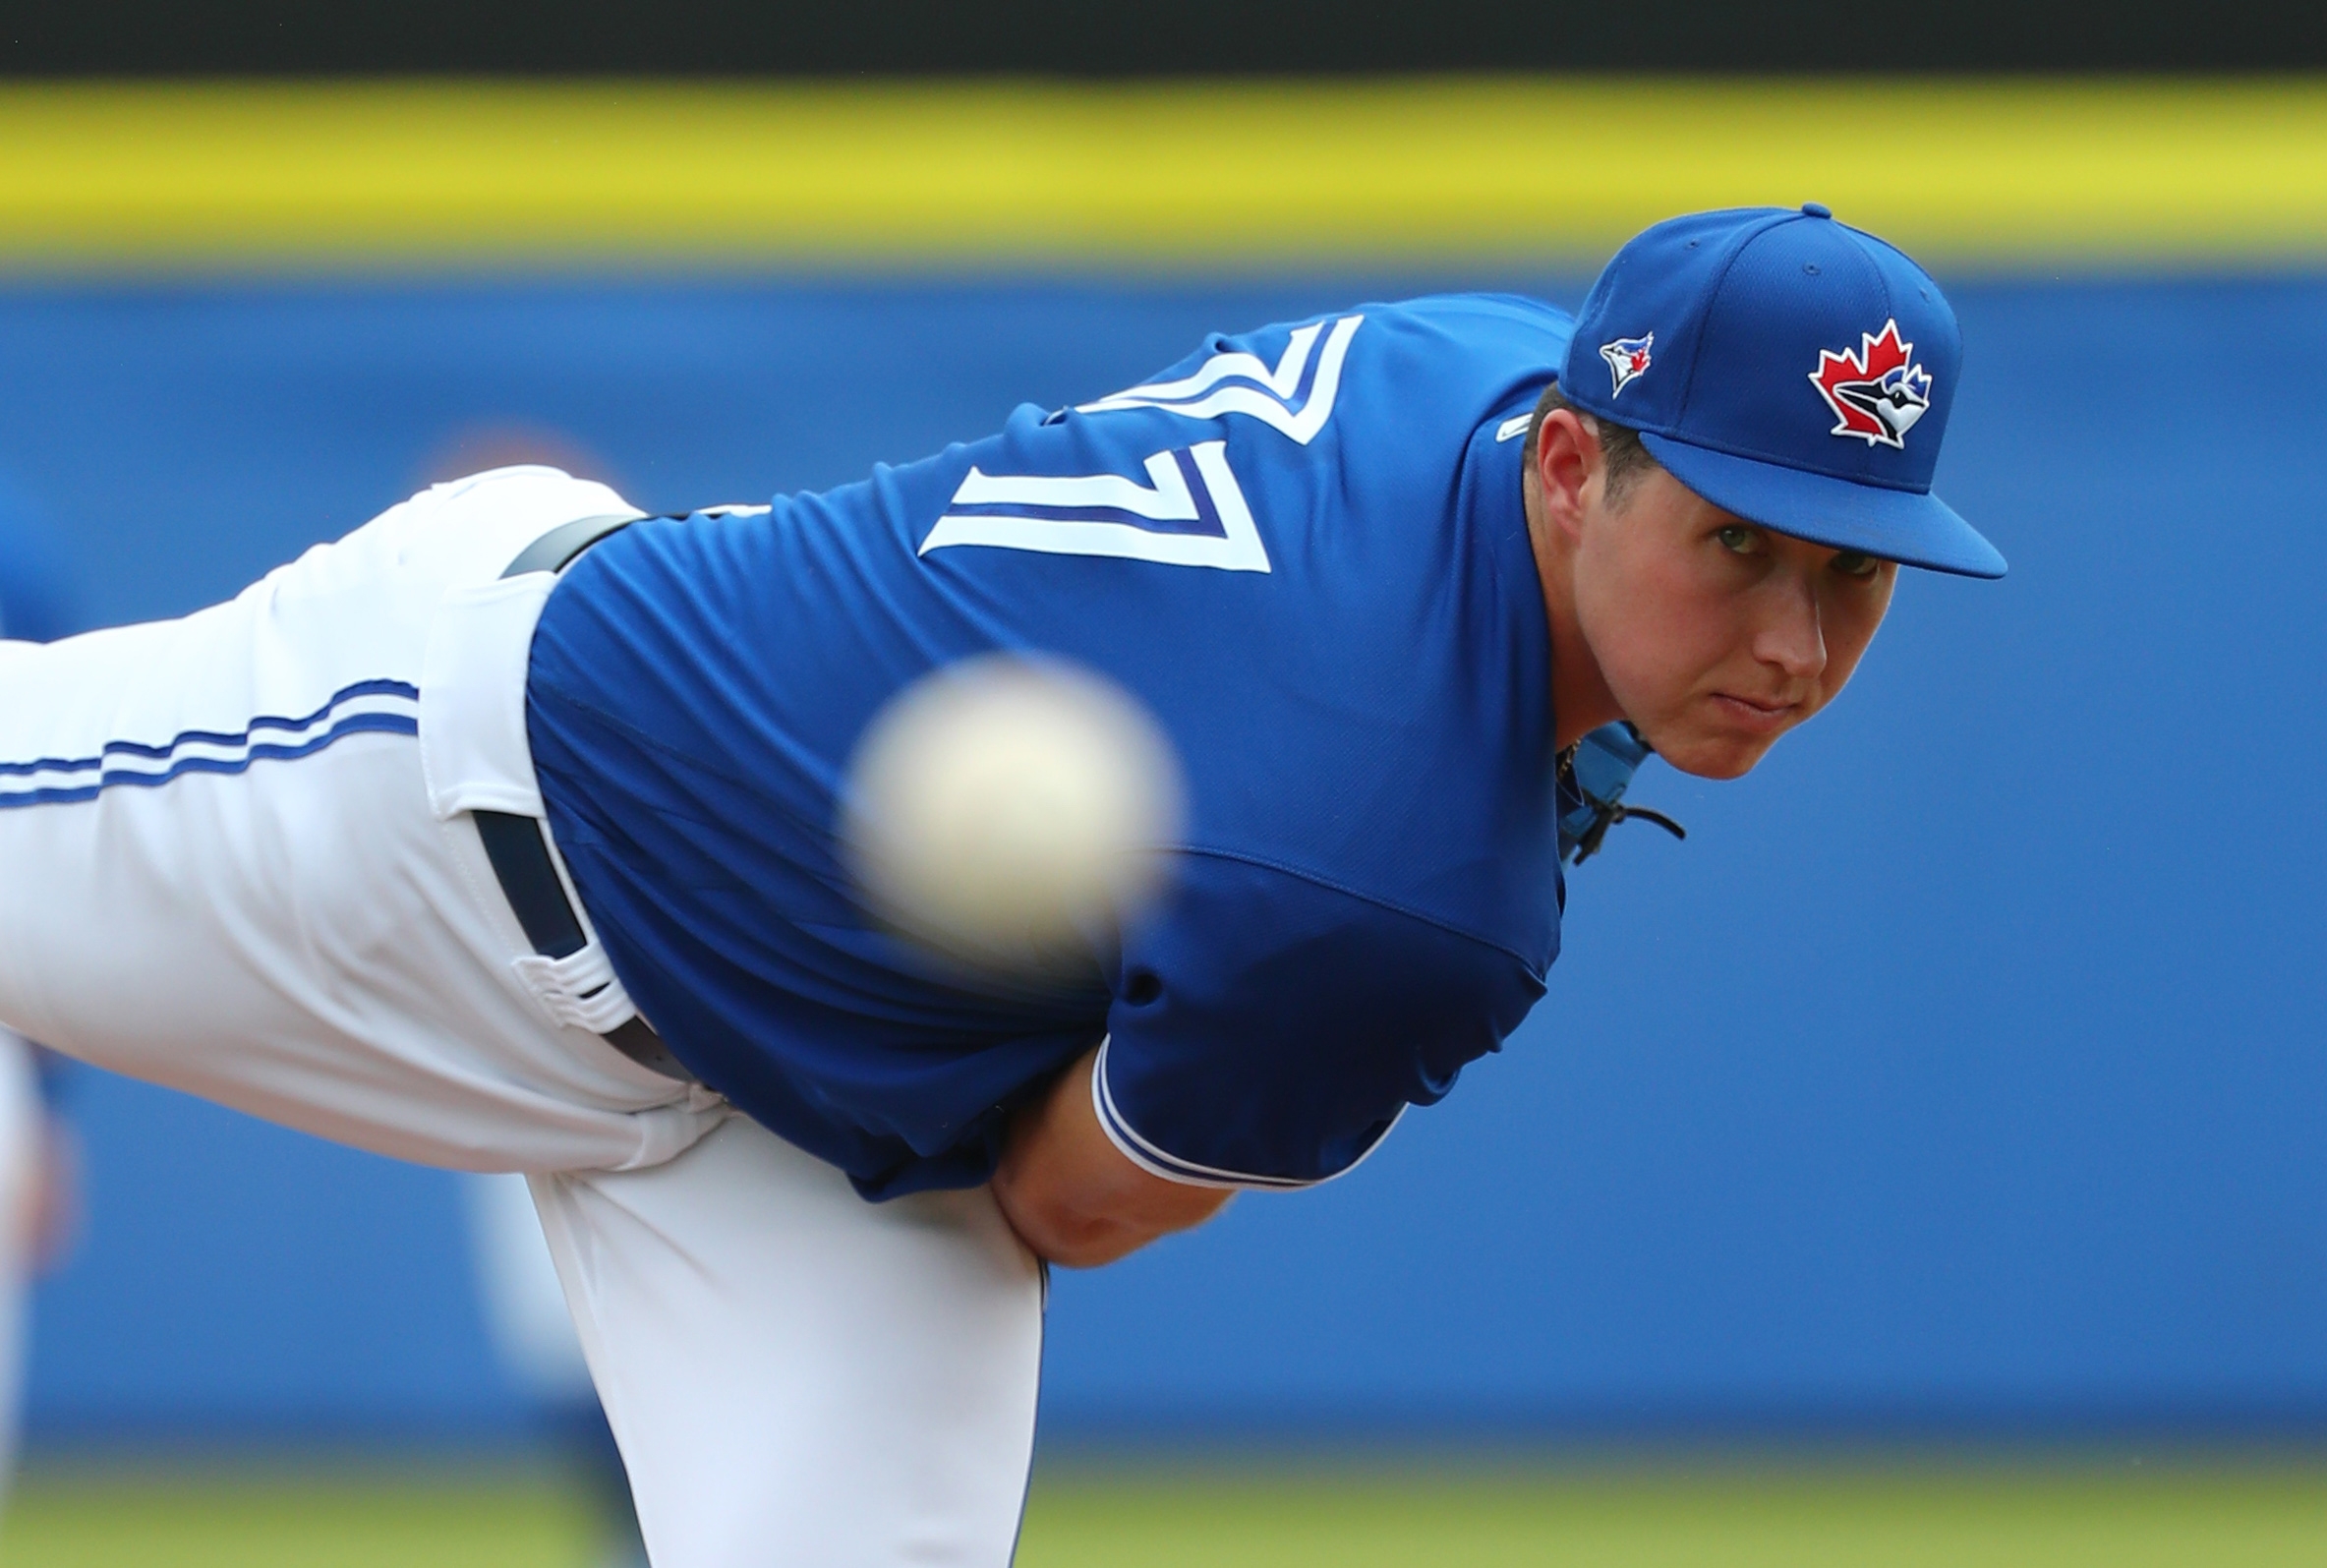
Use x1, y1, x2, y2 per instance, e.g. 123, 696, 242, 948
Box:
0, 469, 1045, 1565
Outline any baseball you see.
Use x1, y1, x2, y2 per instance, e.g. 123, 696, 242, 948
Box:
842, 654, 1186, 975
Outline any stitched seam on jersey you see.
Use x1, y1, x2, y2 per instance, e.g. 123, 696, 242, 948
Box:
1172, 844, 1549, 982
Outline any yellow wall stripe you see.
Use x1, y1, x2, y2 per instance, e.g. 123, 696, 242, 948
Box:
0, 79, 2319, 270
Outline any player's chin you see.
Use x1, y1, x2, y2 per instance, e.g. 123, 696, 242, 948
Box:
1649, 718, 1789, 781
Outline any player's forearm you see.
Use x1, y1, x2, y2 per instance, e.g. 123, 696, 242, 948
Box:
992, 1046, 1232, 1268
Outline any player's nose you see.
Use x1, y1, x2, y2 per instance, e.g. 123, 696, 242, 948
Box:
1752, 568, 1829, 683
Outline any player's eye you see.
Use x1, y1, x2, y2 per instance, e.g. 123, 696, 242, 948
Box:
1715, 524, 1762, 556
1829, 550, 1883, 580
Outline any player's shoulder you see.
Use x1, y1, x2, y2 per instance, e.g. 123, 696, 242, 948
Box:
1285, 290, 1573, 361
1322, 294, 1575, 442
1344, 291, 1576, 360
1113, 291, 1571, 394
1231, 289, 1569, 333
1365, 289, 1575, 329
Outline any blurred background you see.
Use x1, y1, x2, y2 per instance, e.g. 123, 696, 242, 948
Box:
0, 3, 2325, 1564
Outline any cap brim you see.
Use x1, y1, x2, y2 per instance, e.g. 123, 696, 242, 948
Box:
1639, 433, 2007, 579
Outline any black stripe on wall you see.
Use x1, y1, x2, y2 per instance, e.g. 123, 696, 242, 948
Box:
0, 0, 2320, 75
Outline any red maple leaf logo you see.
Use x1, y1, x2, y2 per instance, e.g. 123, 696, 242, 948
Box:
1809, 319, 1933, 449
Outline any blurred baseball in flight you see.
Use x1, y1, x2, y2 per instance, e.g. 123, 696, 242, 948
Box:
842, 655, 1185, 974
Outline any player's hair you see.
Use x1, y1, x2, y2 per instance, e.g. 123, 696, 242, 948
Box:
1523, 383, 1660, 506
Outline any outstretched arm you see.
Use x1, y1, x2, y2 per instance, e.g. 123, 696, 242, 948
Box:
991, 1044, 1232, 1268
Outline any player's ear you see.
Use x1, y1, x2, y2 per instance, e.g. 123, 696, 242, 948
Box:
1533, 408, 1600, 547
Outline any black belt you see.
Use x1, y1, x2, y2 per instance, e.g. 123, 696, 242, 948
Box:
476, 513, 693, 1082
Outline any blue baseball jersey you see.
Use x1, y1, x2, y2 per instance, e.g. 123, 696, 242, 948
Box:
526, 293, 1575, 1199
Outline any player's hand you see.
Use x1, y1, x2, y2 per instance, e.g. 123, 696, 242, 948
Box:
991, 1045, 1231, 1268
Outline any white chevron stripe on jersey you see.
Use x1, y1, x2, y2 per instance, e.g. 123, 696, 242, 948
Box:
920, 441, 1271, 573
1075, 315, 1363, 446
948, 448, 1202, 520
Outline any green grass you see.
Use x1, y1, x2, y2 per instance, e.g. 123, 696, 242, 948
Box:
1016, 1461, 2327, 1567
0, 1465, 598, 1568
7, 1454, 2327, 1566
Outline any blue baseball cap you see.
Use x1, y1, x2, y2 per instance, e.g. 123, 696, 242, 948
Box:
1562, 204, 2005, 579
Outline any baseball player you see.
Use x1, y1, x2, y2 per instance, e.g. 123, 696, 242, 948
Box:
0, 206, 2001, 1564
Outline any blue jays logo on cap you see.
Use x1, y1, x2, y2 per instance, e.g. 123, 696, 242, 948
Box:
1599, 333, 1654, 398
1811, 319, 1932, 449
1559, 203, 2006, 579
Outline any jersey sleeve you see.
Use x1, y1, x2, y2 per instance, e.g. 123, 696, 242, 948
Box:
1094, 853, 1546, 1190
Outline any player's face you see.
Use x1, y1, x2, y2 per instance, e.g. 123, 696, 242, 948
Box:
1572, 468, 1898, 780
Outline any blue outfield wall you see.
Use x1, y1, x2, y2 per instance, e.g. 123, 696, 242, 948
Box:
9, 273, 2327, 1441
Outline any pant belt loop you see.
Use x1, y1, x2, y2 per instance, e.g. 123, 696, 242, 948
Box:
480, 513, 694, 1083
